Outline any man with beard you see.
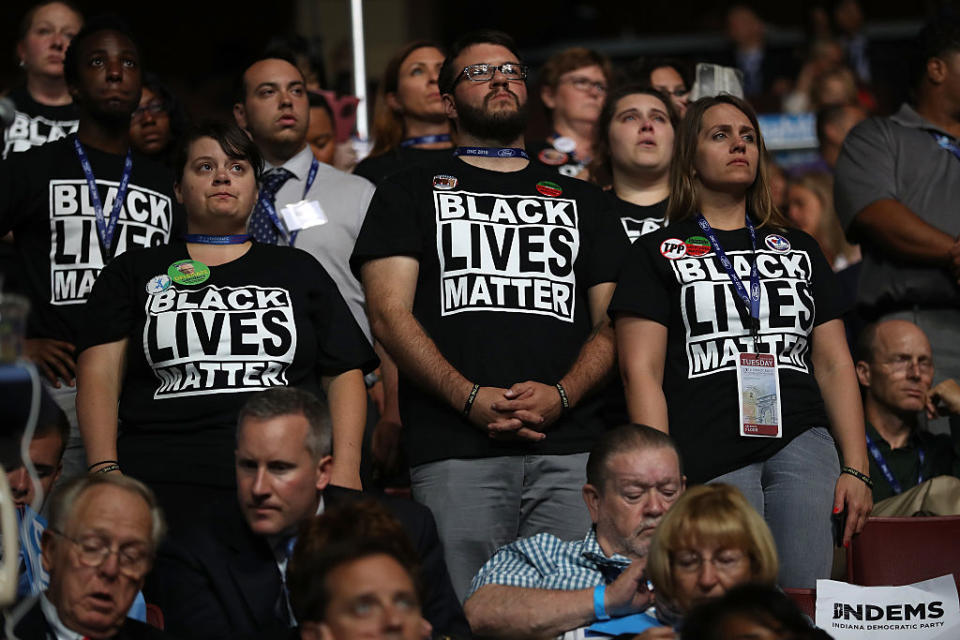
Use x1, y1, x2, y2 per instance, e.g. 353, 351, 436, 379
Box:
0, 16, 179, 480
463, 425, 685, 639
351, 29, 629, 599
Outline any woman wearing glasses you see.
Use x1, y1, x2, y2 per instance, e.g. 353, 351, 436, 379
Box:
353, 41, 453, 185
3, 1, 83, 159
635, 484, 780, 637
610, 95, 872, 590
633, 57, 692, 117
529, 47, 611, 179
129, 73, 186, 167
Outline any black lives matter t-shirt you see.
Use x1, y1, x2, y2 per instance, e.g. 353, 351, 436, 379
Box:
0, 135, 181, 344
351, 155, 629, 466
353, 146, 455, 185
2, 86, 79, 158
78, 242, 378, 487
608, 218, 843, 483
604, 191, 668, 244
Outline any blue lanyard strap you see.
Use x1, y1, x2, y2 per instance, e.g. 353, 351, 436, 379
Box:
400, 134, 451, 148
455, 146, 529, 159
695, 213, 761, 337
865, 432, 924, 495
73, 138, 133, 261
258, 156, 319, 246
931, 132, 960, 163
183, 234, 251, 245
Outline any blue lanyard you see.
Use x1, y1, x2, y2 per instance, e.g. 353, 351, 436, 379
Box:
400, 134, 451, 148
455, 146, 529, 159
865, 432, 924, 495
696, 213, 761, 338
258, 156, 319, 246
73, 138, 133, 261
931, 132, 960, 163
183, 234, 250, 244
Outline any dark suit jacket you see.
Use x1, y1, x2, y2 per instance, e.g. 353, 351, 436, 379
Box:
150, 486, 469, 639
10, 596, 177, 639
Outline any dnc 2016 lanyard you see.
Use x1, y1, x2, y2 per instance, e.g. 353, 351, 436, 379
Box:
454, 146, 529, 159
258, 156, 320, 246
695, 213, 761, 339
865, 432, 924, 495
73, 138, 133, 262
400, 134, 451, 147
182, 234, 251, 244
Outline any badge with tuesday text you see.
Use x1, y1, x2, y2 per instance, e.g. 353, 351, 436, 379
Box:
167, 259, 210, 286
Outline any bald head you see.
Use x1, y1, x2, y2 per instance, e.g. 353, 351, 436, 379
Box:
856, 320, 934, 415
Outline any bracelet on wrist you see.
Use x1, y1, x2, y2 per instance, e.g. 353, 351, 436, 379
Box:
463, 383, 480, 417
87, 460, 119, 471
841, 466, 873, 489
555, 382, 570, 412
94, 464, 121, 474
593, 584, 610, 621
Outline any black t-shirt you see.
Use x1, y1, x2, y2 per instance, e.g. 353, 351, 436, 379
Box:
2, 86, 79, 159
351, 155, 629, 465
527, 139, 588, 179
608, 218, 844, 483
604, 191, 668, 243
77, 242, 378, 487
0, 134, 182, 345
353, 147, 455, 185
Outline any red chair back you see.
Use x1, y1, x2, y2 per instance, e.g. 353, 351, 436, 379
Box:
846, 516, 960, 590
145, 603, 165, 630
784, 587, 816, 619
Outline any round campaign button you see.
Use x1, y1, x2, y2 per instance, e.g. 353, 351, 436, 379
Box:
764, 234, 791, 252
659, 238, 687, 259
536, 180, 563, 197
552, 136, 577, 154
145, 274, 172, 294
684, 235, 711, 257
538, 148, 568, 166
167, 259, 210, 286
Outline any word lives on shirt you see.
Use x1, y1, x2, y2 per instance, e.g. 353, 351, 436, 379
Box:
143, 285, 298, 398
434, 190, 581, 322
49, 178, 172, 305
670, 247, 816, 378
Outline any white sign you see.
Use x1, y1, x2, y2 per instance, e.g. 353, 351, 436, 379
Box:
816, 575, 960, 640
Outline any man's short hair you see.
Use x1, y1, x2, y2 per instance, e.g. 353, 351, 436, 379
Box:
586, 424, 681, 491
48, 474, 167, 550
287, 500, 421, 623
237, 387, 332, 460
914, 18, 960, 86
438, 29, 522, 96
63, 14, 139, 89
234, 48, 303, 105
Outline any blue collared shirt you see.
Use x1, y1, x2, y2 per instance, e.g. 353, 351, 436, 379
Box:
467, 528, 632, 598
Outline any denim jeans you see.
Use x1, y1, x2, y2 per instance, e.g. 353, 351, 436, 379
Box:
708, 427, 840, 589
411, 453, 591, 601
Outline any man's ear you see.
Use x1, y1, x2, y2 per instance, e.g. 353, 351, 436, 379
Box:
540, 85, 557, 110
442, 93, 457, 120
855, 361, 871, 388
233, 103, 248, 130
582, 483, 601, 524
928, 58, 948, 85
315, 455, 333, 492
40, 529, 57, 574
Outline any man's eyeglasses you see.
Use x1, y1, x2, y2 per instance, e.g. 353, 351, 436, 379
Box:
456, 63, 528, 86
561, 77, 607, 95
132, 101, 167, 121
51, 529, 152, 578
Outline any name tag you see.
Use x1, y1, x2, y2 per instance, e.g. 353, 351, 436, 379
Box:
280, 199, 327, 232
736, 353, 782, 438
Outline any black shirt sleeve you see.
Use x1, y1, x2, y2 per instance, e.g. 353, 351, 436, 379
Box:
580, 192, 631, 288
76, 250, 138, 352
608, 234, 672, 327
349, 175, 423, 278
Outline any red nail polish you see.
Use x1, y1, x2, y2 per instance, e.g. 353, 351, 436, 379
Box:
844, 541, 849, 548
833, 506, 841, 514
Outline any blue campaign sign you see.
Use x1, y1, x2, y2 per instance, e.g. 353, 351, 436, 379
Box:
758, 113, 819, 151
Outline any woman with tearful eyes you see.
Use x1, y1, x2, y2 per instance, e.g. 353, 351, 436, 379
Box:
75, 122, 376, 534
610, 95, 872, 590
3, 1, 84, 159
353, 41, 452, 185
632, 485, 781, 639
590, 85, 679, 244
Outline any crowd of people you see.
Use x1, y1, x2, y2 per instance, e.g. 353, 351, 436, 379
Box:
2, 0, 960, 638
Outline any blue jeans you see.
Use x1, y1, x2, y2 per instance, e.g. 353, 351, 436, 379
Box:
410, 453, 591, 602
708, 427, 840, 589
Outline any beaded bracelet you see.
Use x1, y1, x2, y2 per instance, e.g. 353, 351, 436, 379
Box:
463, 383, 480, 416
555, 382, 570, 412
841, 466, 873, 489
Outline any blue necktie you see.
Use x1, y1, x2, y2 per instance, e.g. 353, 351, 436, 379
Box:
250, 168, 294, 244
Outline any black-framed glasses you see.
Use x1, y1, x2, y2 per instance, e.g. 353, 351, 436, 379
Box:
456, 63, 528, 85
132, 101, 167, 121
51, 529, 152, 578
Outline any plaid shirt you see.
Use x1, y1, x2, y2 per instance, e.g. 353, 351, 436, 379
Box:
467, 528, 632, 598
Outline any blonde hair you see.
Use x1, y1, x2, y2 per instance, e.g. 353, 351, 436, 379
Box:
646, 484, 779, 610
788, 171, 859, 268
666, 94, 789, 229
